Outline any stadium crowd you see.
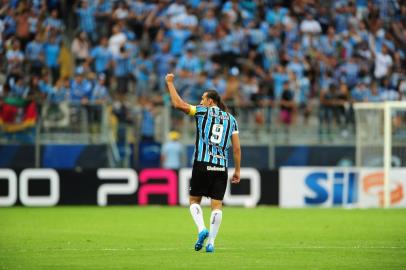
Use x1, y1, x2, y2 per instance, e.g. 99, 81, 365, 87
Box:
0, 0, 405, 139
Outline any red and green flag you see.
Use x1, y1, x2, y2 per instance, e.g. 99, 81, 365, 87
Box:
0, 97, 38, 132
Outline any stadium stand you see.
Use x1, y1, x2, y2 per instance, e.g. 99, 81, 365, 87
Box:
0, 0, 405, 167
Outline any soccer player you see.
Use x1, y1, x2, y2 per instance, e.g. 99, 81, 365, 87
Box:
165, 73, 241, 253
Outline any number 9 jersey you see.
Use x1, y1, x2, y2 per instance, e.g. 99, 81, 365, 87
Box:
189, 105, 239, 167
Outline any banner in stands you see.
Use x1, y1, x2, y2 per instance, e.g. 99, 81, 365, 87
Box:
0, 97, 37, 132
0, 168, 278, 207
280, 167, 406, 208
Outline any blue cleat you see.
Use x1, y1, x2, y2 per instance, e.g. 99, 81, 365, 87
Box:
206, 243, 214, 253
194, 229, 209, 251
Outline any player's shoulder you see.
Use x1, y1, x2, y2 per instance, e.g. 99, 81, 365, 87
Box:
196, 105, 208, 115
226, 111, 237, 122
196, 105, 208, 111
189, 105, 208, 116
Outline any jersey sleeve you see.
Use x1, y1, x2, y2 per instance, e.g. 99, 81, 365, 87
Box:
188, 105, 207, 117
231, 116, 239, 134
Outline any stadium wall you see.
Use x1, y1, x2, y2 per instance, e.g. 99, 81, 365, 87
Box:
280, 167, 406, 208
1, 167, 405, 208
0, 168, 278, 207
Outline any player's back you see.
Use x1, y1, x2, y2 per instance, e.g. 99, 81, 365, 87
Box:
193, 105, 238, 167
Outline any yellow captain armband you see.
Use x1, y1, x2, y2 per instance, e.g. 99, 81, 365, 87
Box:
188, 105, 197, 116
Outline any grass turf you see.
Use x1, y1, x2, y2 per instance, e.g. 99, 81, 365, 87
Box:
0, 207, 405, 270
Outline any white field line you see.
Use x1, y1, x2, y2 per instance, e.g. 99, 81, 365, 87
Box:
0, 246, 405, 253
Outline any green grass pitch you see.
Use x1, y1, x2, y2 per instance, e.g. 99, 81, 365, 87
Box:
1, 207, 405, 270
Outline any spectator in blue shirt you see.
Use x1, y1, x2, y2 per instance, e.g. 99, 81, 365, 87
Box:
334, 4, 350, 34
286, 41, 304, 61
6, 39, 24, 76
25, 34, 44, 76
118, 20, 137, 41
9, 76, 29, 98
340, 31, 354, 60
341, 57, 359, 88
380, 78, 400, 101
112, 45, 131, 94
124, 41, 139, 61
130, 0, 148, 21
75, 0, 97, 42
176, 44, 202, 76
217, 26, 245, 67
200, 8, 218, 34
141, 100, 156, 142
89, 73, 110, 131
176, 43, 202, 95
44, 35, 61, 84
39, 74, 53, 96
295, 71, 312, 125
201, 33, 219, 59
351, 81, 369, 102
153, 42, 176, 93
90, 73, 110, 104
167, 22, 191, 56
133, 50, 154, 97
94, 0, 112, 38
42, 9, 64, 34
272, 65, 289, 100
90, 36, 112, 76
27, 9, 39, 40
367, 82, 383, 102
161, 131, 184, 169
320, 26, 338, 56
47, 77, 69, 104
247, 22, 266, 48
96, 0, 112, 15
259, 28, 281, 70
3, 9, 17, 38
287, 56, 305, 79
70, 67, 92, 104
265, 3, 288, 26
42, 77, 70, 130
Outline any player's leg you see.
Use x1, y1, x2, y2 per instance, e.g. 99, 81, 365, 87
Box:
206, 199, 223, 252
206, 170, 227, 253
189, 164, 210, 251
189, 196, 206, 233
190, 196, 209, 251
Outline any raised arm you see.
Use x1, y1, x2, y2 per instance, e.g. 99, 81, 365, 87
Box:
231, 133, 241, 184
165, 73, 192, 114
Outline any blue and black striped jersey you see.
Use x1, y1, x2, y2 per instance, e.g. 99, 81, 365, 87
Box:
189, 105, 239, 167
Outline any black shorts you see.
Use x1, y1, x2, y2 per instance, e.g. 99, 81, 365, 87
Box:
190, 161, 228, 200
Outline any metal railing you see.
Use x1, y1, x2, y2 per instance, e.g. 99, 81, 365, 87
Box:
0, 100, 361, 169
177, 102, 356, 146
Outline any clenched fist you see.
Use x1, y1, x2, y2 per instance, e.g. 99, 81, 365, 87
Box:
165, 73, 174, 83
